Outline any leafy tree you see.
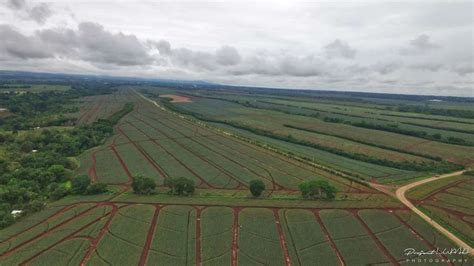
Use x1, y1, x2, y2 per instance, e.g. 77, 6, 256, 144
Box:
164, 177, 195, 196
86, 183, 108, 195
132, 175, 156, 195
249, 179, 265, 197
298, 180, 336, 200
48, 165, 66, 182
71, 175, 91, 194
0, 209, 15, 229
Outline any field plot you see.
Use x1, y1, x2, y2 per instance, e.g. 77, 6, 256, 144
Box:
80, 90, 372, 195
73, 90, 129, 125
407, 175, 474, 246
1, 203, 468, 265
157, 87, 474, 176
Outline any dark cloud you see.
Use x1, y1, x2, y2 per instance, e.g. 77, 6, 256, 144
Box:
0, 22, 152, 66
399, 34, 440, 55
147, 40, 171, 55
27, 3, 52, 24
324, 39, 356, 59
7, 0, 25, 10
0, 25, 51, 59
76, 22, 152, 66
5, 0, 53, 24
215, 46, 241, 66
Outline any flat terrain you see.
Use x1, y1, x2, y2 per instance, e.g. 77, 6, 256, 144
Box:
1, 202, 468, 265
1, 86, 472, 265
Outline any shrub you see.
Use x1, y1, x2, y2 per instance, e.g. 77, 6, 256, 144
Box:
249, 179, 265, 197
132, 175, 156, 195
164, 177, 195, 196
86, 183, 108, 195
50, 186, 69, 200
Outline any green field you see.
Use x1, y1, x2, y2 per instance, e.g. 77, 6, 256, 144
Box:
407, 175, 474, 246
1, 86, 472, 265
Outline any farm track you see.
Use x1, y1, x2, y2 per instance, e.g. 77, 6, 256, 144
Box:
138, 205, 161, 266
3, 200, 455, 266
116, 125, 169, 180
122, 121, 213, 189
136, 112, 286, 192
272, 209, 292, 266
131, 113, 247, 189
79, 203, 119, 265
312, 210, 346, 266
392, 211, 454, 264
352, 210, 398, 265
135, 99, 369, 193
396, 170, 473, 255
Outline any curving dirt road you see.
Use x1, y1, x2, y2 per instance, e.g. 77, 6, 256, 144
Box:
395, 170, 473, 256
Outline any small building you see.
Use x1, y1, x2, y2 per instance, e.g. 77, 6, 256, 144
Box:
11, 210, 23, 218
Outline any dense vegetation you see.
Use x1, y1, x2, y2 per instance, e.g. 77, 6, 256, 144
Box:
0, 84, 132, 228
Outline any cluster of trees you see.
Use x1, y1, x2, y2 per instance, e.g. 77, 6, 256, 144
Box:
132, 176, 196, 196
0, 174, 107, 229
162, 100, 462, 174
248, 178, 336, 200
0, 84, 128, 229
217, 121, 462, 173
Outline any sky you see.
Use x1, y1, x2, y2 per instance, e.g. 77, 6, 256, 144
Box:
0, 0, 473, 96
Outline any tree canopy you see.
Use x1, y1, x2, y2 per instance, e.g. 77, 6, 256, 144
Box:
132, 175, 156, 195
164, 177, 195, 196
249, 179, 265, 197
298, 179, 336, 200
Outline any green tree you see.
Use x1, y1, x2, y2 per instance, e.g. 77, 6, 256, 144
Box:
298, 180, 336, 200
48, 165, 66, 182
164, 177, 195, 196
132, 175, 156, 195
71, 175, 91, 194
249, 179, 265, 197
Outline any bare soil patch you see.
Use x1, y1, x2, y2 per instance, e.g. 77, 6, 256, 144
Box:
159, 94, 192, 103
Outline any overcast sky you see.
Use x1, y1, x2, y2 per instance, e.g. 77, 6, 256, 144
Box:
0, 0, 473, 96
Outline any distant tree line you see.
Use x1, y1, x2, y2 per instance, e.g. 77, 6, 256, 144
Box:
160, 98, 463, 174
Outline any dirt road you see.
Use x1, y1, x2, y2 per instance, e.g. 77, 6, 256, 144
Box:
395, 170, 473, 255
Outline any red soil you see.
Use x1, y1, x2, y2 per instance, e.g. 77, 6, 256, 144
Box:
272, 209, 292, 266
138, 205, 161, 266
80, 203, 119, 265
312, 210, 346, 266
132, 113, 247, 189
159, 94, 192, 103
231, 207, 241, 266
352, 210, 398, 265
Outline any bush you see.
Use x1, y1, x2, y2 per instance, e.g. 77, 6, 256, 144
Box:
71, 175, 91, 194
249, 179, 265, 197
164, 177, 195, 196
299, 179, 336, 200
132, 175, 156, 195
86, 183, 108, 195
